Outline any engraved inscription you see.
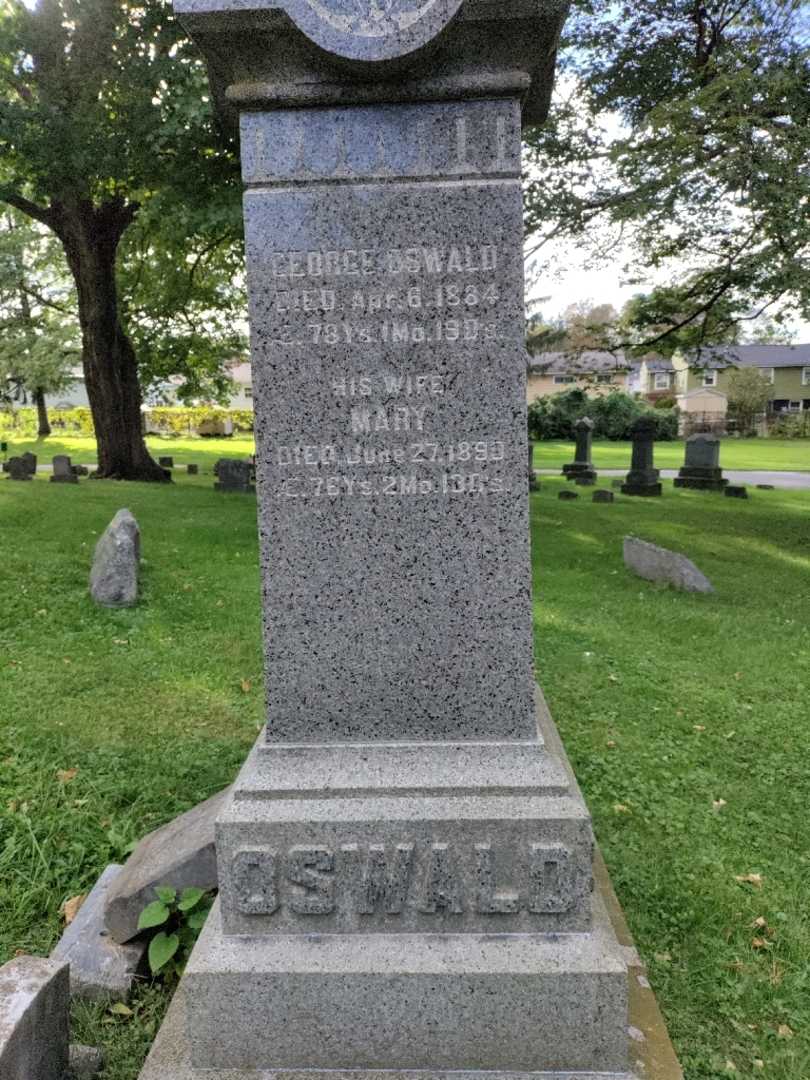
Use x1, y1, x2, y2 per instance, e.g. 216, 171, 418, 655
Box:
262, 239, 515, 500
306, 0, 441, 38
230, 841, 579, 920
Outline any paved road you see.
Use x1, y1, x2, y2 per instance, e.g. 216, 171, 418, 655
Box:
537, 468, 810, 490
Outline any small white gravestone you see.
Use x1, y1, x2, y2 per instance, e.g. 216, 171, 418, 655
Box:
623, 536, 714, 593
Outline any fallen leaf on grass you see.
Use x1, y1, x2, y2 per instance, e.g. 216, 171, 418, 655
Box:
62, 894, 86, 925
752, 916, 767, 929
240, 679, 252, 693
752, 938, 770, 951
606, 740, 616, 748
753, 1061, 764, 1070
7, 800, 17, 813
734, 873, 763, 888
725, 1061, 737, 1073
777, 1024, 794, 1039
693, 724, 706, 732
654, 952, 672, 965
109, 1002, 133, 1018
57, 768, 78, 784
613, 803, 631, 814
712, 798, 727, 811
112, 638, 129, 646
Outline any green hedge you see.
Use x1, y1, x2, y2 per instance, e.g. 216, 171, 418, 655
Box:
0, 406, 255, 438
767, 412, 810, 438
527, 389, 679, 441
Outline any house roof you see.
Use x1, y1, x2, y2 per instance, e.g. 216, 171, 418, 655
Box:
527, 350, 631, 375
688, 344, 810, 370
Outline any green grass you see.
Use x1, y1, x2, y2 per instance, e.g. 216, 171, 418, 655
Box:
533, 438, 810, 472
1, 472, 809, 1078
0, 433, 256, 471
0, 430, 807, 473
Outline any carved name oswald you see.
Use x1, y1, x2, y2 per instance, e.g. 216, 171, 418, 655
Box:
230, 841, 579, 919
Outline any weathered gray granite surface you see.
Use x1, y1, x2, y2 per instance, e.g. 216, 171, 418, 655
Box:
89, 509, 140, 607
0, 955, 69, 1080
623, 537, 714, 594
105, 788, 228, 944
52, 864, 146, 1001
148, 0, 637, 1076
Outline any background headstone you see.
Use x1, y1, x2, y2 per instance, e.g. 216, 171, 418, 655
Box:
725, 485, 748, 499
673, 433, 727, 491
213, 459, 254, 493
158, 456, 174, 468
51, 455, 79, 484
187, 463, 199, 475
558, 489, 579, 500
20, 451, 37, 476
562, 417, 597, 483
6, 458, 31, 481
89, 509, 140, 607
622, 416, 662, 497
592, 489, 614, 503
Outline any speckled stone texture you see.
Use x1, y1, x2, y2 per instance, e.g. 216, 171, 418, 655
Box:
153, 2, 634, 1077
247, 100, 535, 744
0, 955, 69, 1080
623, 537, 714, 594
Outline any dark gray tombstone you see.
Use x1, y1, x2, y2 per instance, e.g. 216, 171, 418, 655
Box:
558, 489, 579, 500
187, 464, 199, 475
141, 2, 632, 1078
73, 464, 90, 477
213, 458, 254, 493
528, 441, 539, 491
158, 456, 174, 468
621, 416, 662, 497
6, 457, 31, 481
673, 433, 727, 491
562, 417, 597, 483
725, 484, 749, 499
575, 474, 595, 486
51, 455, 79, 484
611, 478, 624, 489
20, 451, 37, 476
756, 483, 774, 490
592, 489, 614, 503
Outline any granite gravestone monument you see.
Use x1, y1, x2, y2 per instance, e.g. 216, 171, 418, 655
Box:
563, 416, 597, 482
622, 415, 662, 497
142, 2, 632, 1077
51, 455, 79, 484
673, 433, 727, 491
6, 457, 31, 481
213, 458, 255, 493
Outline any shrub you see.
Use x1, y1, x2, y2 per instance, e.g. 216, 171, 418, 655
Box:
528, 389, 678, 441
767, 412, 810, 438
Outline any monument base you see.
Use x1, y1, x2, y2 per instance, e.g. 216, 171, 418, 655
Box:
673, 468, 728, 491
563, 464, 597, 482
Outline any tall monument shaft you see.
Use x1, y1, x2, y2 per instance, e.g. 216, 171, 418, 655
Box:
141, 3, 634, 1077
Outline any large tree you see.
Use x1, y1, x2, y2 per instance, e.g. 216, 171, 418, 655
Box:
524, 0, 810, 356
0, 0, 241, 478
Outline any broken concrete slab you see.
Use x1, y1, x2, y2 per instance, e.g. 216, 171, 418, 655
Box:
105, 788, 229, 944
51, 865, 146, 1001
0, 954, 69, 1080
623, 537, 714, 594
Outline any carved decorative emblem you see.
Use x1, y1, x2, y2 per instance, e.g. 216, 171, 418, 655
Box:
305, 0, 441, 37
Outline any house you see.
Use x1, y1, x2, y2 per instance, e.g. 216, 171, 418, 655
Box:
672, 344, 810, 417
636, 357, 676, 398
526, 351, 633, 403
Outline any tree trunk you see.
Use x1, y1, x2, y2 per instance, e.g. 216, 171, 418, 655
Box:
33, 387, 51, 437
52, 197, 167, 482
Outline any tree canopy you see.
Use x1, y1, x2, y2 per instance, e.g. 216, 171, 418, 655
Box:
0, 0, 243, 477
524, 0, 810, 356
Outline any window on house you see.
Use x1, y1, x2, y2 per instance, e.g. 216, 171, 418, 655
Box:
653, 372, 671, 390
802, 367, 810, 386
595, 374, 614, 384
788, 401, 802, 412
761, 367, 775, 383
553, 375, 575, 384
244, 386, 253, 398
702, 371, 717, 387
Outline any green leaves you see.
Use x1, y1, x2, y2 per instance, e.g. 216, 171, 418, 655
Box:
148, 931, 180, 974
137, 900, 170, 930
136, 884, 214, 981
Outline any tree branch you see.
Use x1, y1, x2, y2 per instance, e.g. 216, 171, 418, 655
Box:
0, 191, 54, 229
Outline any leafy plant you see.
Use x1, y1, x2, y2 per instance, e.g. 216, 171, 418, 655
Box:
137, 886, 213, 980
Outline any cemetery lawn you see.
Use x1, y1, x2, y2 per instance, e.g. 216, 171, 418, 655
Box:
0, 431, 807, 474
0, 473, 808, 1079
532, 437, 810, 472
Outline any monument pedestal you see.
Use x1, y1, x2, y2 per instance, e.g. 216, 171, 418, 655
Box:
144, 2, 658, 1077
